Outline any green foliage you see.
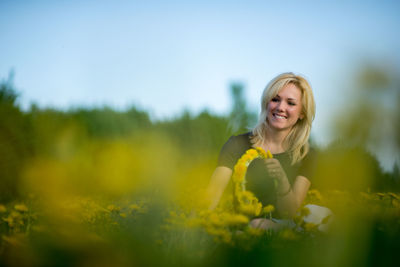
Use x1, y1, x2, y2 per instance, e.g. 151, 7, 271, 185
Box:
155, 109, 230, 159
72, 106, 151, 138
312, 141, 389, 192
228, 82, 257, 135
0, 76, 33, 202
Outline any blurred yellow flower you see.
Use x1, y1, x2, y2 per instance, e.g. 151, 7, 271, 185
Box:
220, 213, 249, 226
14, 204, 28, 212
0, 204, 6, 213
262, 205, 275, 214
280, 229, 299, 240
232, 148, 273, 217
247, 227, 264, 237
107, 204, 121, 212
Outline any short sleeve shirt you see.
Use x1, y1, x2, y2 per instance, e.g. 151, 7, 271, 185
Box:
217, 132, 316, 208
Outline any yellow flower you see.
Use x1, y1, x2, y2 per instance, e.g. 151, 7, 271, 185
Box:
220, 213, 249, 226
107, 204, 120, 212
129, 204, 141, 211
239, 202, 262, 216
280, 229, 299, 240
307, 189, 323, 203
232, 148, 274, 217
255, 147, 268, 158
0, 204, 6, 213
241, 154, 252, 162
388, 192, 400, 200
262, 205, 275, 214
14, 204, 28, 212
247, 227, 264, 236
246, 149, 258, 157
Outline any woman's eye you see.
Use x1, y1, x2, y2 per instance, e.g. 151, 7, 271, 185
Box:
271, 98, 279, 102
288, 102, 296, 106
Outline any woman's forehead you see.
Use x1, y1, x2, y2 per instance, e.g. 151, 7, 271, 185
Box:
276, 83, 302, 99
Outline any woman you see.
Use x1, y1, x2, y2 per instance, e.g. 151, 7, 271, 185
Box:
206, 72, 316, 230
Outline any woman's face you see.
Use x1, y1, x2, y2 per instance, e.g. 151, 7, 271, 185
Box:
266, 83, 303, 132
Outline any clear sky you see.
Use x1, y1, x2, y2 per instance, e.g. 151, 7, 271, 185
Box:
1, 0, 400, 169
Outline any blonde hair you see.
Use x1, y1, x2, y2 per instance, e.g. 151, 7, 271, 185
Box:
251, 72, 316, 165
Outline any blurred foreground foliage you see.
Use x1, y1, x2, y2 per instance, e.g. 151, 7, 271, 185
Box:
0, 66, 400, 266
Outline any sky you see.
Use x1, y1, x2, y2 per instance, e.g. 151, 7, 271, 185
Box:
1, 0, 400, 170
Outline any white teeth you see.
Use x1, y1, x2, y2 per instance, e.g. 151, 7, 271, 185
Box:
274, 114, 286, 119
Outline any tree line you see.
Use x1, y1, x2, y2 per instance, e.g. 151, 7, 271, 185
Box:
1, 73, 399, 202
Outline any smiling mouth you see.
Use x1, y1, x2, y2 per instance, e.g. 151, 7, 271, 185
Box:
273, 113, 287, 119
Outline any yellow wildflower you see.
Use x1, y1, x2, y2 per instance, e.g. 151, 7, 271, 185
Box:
307, 189, 323, 203
220, 213, 249, 226
262, 204, 275, 214
388, 192, 400, 200
241, 154, 252, 162
120, 213, 127, 218
14, 204, 28, 212
3, 216, 14, 227
208, 212, 222, 226
206, 227, 232, 244
239, 202, 262, 217
129, 204, 141, 211
0, 204, 6, 213
107, 204, 120, 212
280, 229, 299, 240
376, 193, 385, 199
255, 147, 268, 158
232, 148, 274, 217
247, 227, 264, 237
246, 149, 258, 158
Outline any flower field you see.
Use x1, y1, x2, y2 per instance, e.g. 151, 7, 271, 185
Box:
1, 79, 400, 266
1, 133, 399, 266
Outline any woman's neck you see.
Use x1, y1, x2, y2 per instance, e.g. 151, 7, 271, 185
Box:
261, 126, 290, 154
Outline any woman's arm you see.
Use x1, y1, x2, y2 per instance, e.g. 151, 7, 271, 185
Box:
275, 175, 310, 218
264, 158, 311, 218
205, 166, 232, 210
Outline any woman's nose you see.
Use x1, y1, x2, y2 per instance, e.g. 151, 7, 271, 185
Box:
276, 101, 285, 111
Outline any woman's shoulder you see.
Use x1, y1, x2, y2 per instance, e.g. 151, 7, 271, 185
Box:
224, 132, 252, 148
217, 132, 253, 169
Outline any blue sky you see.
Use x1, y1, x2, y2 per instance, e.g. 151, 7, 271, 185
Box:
1, 0, 400, 169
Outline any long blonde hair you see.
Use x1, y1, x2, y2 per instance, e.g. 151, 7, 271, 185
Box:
251, 72, 316, 165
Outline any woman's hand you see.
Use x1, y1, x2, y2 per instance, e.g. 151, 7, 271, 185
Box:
263, 158, 288, 182
263, 158, 311, 218
264, 158, 292, 197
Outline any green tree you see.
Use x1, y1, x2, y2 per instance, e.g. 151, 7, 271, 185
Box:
0, 73, 33, 201
228, 82, 256, 135
333, 63, 400, 191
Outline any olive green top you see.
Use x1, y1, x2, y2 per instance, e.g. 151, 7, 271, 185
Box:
218, 132, 316, 209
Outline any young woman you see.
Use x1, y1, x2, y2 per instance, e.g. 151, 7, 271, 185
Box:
206, 72, 316, 230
